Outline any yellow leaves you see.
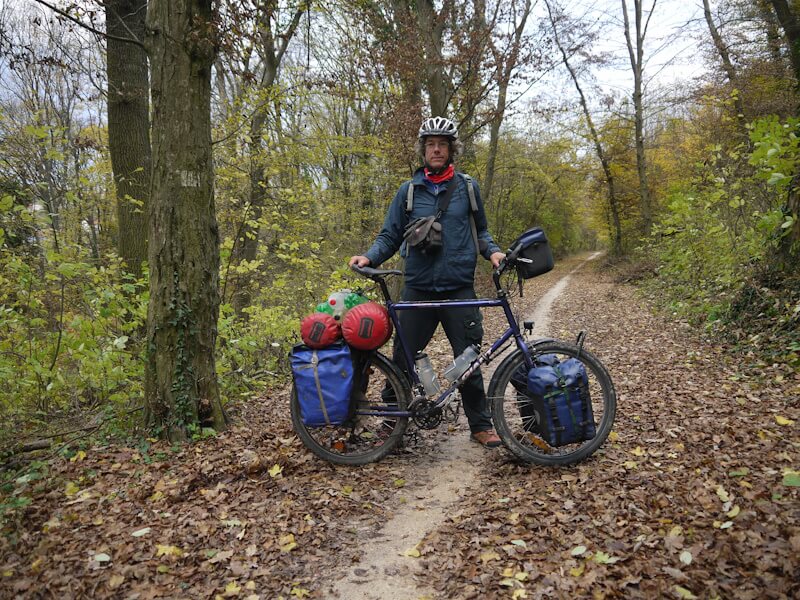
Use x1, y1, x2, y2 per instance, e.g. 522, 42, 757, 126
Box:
726, 505, 740, 519
279, 534, 297, 553
70, 450, 86, 462
570, 563, 585, 577
512, 590, 528, 599
674, 586, 697, 599
715, 485, 730, 502
64, 481, 80, 496
508, 512, 520, 525
31, 557, 44, 572
480, 550, 501, 563
148, 490, 164, 502
592, 551, 620, 565
608, 430, 619, 442
108, 574, 125, 589
224, 581, 241, 597
157, 565, 170, 574
403, 546, 421, 558
155, 544, 183, 557
775, 415, 794, 426
290, 586, 310, 598
268, 464, 283, 478
713, 520, 733, 530
393, 478, 406, 488
623, 461, 638, 470
630, 446, 645, 457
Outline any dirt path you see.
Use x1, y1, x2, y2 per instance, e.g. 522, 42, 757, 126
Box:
329, 256, 599, 599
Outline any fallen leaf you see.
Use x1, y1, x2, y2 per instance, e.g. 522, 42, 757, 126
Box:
719, 521, 733, 530
279, 534, 297, 553
775, 415, 794, 426
782, 470, 800, 487
571, 545, 587, 556
593, 551, 620, 564
155, 544, 183, 557
510, 539, 527, 547
394, 478, 406, 487
679, 551, 692, 565
268, 464, 283, 478
480, 551, 501, 563
715, 485, 730, 502
156, 565, 170, 574
132, 528, 151, 537
224, 581, 241, 596
726, 506, 740, 519
290, 587, 310, 598
674, 586, 697, 599
108, 574, 125, 589
515, 572, 528, 581
570, 563, 585, 577
631, 446, 645, 456
70, 450, 86, 462
64, 482, 80, 496
499, 578, 516, 587
512, 590, 528, 599
403, 547, 421, 558
94, 553, 111, 563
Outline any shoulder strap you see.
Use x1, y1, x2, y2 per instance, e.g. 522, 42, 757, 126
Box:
405, 180, 414, 212
460, 173, 480, 259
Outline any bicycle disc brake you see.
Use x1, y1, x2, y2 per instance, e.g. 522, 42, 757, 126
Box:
412, 400, 442, 429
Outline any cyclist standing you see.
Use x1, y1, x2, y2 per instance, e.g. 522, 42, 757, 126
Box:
349, 116, 506, 448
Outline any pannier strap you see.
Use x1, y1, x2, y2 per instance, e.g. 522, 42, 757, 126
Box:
311, 351, 331, 425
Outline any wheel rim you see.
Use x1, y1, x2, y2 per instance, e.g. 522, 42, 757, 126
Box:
292, 353, 409, 463
491, 343, 615, 464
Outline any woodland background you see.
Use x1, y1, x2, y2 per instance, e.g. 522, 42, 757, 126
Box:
0, 0, 798, 455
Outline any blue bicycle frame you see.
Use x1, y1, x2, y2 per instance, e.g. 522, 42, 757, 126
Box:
354, 269, 536, 419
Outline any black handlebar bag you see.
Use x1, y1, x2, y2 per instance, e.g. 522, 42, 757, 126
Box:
509, 227, 554, 279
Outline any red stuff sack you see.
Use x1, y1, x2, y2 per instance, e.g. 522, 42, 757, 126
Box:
300, 312, 341, 348
341, 302, 393, 351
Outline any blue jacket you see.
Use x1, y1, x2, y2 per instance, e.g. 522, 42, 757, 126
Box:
364, 168, 501, 291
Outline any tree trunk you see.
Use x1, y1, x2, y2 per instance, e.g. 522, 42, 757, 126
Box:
484, 0, 531, 204
622, 0, 653, 236
418, 0, 451, 116
546, 1, 623, 255
768, 0, 800, 265
106, 0, 151, 276
702, 0, 746, 124
144, 0, 227, 440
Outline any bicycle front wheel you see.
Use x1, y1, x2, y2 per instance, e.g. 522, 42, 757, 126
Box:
488, 341, 616, 466
290, 351, 410, 465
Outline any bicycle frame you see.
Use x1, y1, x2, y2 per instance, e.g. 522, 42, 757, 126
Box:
356, 274, 536, 419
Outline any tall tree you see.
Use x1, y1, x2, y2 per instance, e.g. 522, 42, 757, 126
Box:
621, 0, 654, 235
702, 0, 746, 126
483, 0, 532, 204
105, 0, 151, 275
767, 0, 800, 265
545, 0, 623, 255
226, 0, 310, 316
144, 0, 227, 439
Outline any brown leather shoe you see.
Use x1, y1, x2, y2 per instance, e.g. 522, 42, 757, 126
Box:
471, 429, 502, 448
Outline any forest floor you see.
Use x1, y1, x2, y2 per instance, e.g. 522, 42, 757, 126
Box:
1, 256, 798, 599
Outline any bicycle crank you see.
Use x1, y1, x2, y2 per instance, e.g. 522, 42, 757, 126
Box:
412, 400, 443, 429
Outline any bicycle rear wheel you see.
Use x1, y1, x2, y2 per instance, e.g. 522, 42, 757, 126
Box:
290, 351, 410, 465
488, 341, 616, 466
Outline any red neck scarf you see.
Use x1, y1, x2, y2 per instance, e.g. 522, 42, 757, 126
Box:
424, 164, 454, 184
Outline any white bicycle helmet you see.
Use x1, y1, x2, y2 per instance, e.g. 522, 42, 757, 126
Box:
418, 116, 458, 140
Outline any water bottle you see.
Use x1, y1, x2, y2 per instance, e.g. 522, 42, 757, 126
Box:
443, 344, 480, 383
414, 352, 441, 396
326, 289, 352, 321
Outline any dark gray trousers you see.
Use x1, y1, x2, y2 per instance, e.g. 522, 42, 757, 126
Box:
393, 286, 493, 433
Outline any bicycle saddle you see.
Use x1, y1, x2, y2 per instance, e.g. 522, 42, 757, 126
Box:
351, 265, 402, 278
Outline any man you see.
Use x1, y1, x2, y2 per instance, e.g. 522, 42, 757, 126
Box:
349, 116, 506, 447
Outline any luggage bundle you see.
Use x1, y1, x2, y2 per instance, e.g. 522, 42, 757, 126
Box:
511, 354, 596, 447
291, 290, 393, 427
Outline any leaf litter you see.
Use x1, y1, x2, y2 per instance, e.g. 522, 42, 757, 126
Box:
0, 257, 797, 599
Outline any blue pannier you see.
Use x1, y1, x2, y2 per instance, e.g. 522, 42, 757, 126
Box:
290, 343, 354, 426
521, 357, 596, 447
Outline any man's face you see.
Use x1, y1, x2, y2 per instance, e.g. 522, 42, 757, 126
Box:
424, 136, 450, 170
